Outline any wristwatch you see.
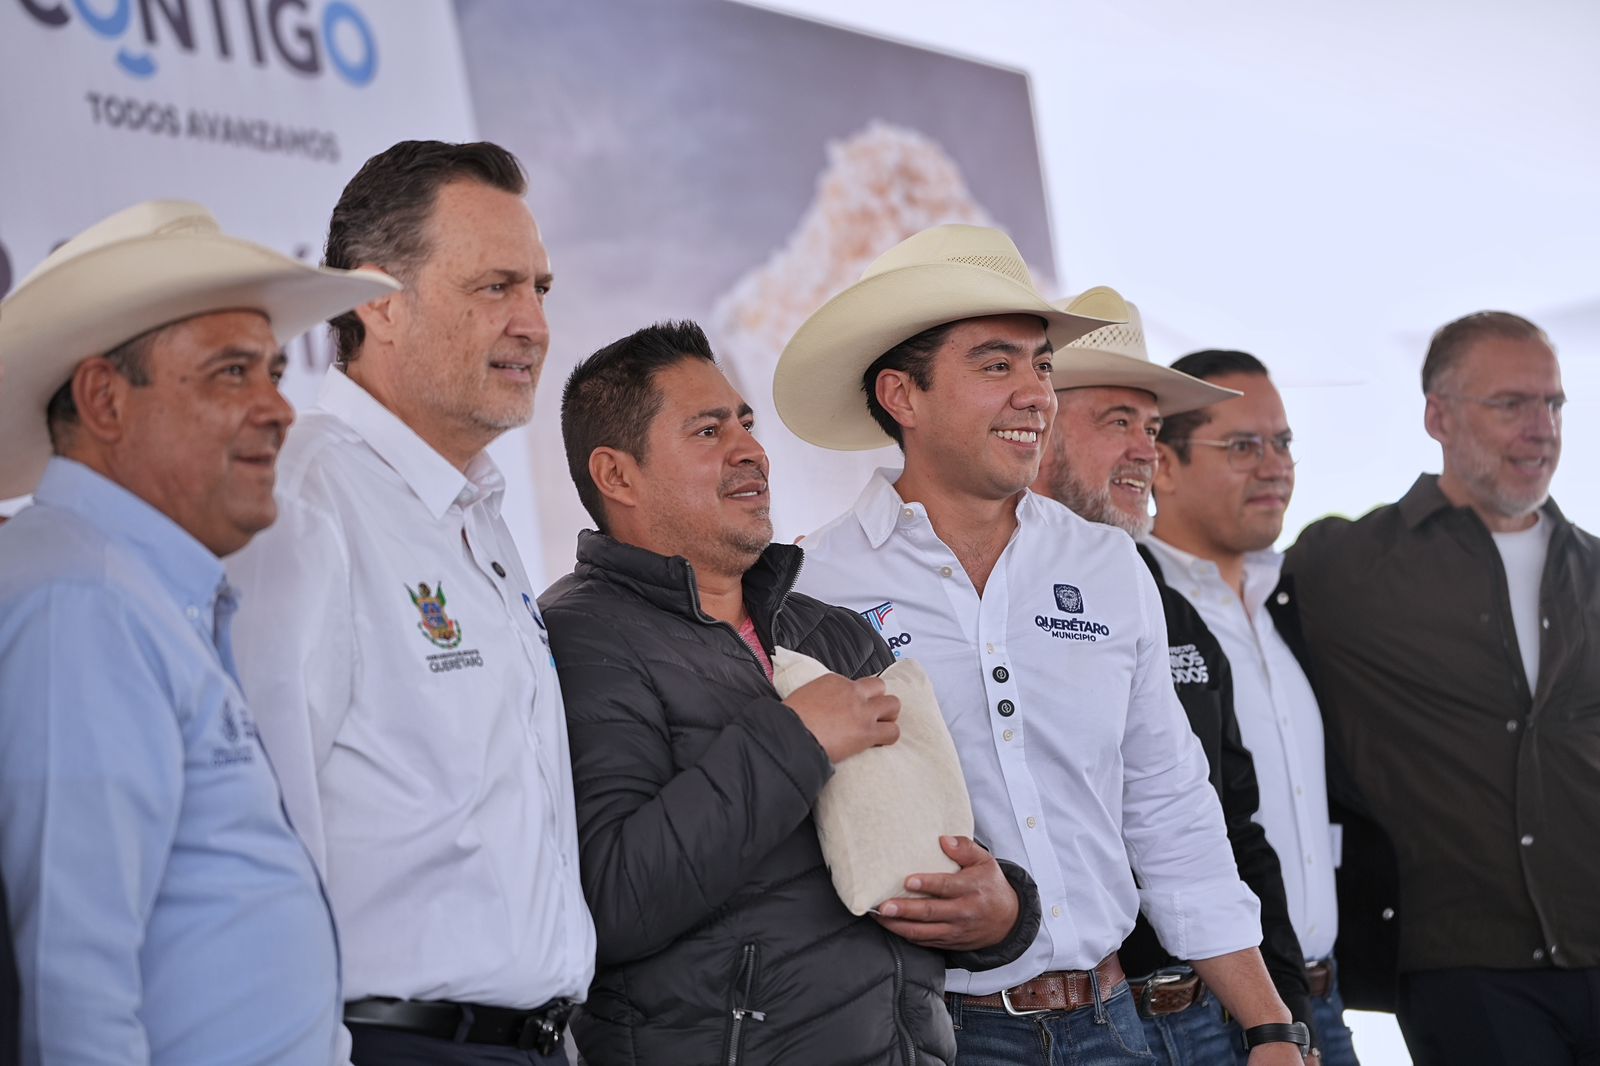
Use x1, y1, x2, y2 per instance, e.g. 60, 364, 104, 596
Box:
1241, 1021, 1311, 1058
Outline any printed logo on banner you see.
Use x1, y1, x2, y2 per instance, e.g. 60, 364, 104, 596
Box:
860, 601, 913, 658
17, 0, 380, 86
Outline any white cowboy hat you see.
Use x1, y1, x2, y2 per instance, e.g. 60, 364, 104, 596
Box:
0, 199, 399, 498
772, 224, 1123, 451
1048, 286, 1239, 415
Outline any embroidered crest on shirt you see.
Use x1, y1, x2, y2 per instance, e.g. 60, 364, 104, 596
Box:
407, 581, 463, 649
1036, 583, 1112, 642
1169, 643, 1211, 685
859, 600, 913, 658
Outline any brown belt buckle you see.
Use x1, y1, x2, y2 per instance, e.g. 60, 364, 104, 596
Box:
1138, 970, 1191, 1018
1001, 985, 1051, 1017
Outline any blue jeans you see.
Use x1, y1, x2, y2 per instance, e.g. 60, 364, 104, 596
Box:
1140, 994, 1236, 1066
951, 981, 1157, 1065
1309, 973, 1359, 1066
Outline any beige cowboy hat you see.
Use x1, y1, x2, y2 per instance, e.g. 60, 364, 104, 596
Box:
0, 199, 400, 498
772, 224, 1124, 450
1049, 286, 1239, 414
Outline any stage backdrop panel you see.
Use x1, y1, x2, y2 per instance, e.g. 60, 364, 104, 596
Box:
0, 0, 545, 568
456, 0, 1055, 585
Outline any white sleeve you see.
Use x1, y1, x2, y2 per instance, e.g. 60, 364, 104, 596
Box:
1119, 565, 1262, 960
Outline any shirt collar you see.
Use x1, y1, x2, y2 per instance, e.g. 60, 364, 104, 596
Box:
316, 368, 504, 520
849, 468, 1044, 549
33, 457, 226, 611
1398, 472, 1569, 533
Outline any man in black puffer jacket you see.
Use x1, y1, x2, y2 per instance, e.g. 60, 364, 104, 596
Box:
543, 321, 1040, 1065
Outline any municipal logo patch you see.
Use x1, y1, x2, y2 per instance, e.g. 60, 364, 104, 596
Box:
860, 600, 913, 657
407, 581, 463, 649
1053, 584, 1084, 613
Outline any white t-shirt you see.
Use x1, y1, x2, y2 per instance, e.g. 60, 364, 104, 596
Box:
1491, 512, 1553, 694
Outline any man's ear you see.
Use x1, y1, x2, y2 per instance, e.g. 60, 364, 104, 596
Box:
1151, 442, 1180, 498
1423, 394, 1449, 447
352, 263, 404, 348
874, 369, 918, 437
68, 357, 136, 446
589, 447, 641, 514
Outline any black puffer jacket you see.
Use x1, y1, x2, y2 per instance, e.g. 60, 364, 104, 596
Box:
541, 532, 1038, 1066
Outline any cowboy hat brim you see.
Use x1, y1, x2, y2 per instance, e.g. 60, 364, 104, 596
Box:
773, 262, 1122, 451
1051, 347, 1241, 415
0, 233, 399, 498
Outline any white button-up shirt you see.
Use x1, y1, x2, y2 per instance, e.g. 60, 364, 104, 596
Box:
228, 369, 595, 1015
1143, 537, 1339, 960
798, 471, 1261, 995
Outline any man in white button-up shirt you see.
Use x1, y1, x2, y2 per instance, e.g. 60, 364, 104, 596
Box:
228, 141, 595, 1066
776, 225, 1306, 1066
1147, 351, 1357, 1065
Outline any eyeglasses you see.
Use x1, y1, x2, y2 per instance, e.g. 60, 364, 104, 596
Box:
1437, 392, 1565, 423
1175, 433, 1297, 471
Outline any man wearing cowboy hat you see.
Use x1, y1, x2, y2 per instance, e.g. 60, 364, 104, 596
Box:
224, 140, 596, 1064
0, 199, 397, 1065
1032, 289, 1325, 1064
783, 225, 1308, 1064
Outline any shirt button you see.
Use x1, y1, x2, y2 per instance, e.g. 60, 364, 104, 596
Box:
1520, 834, 1535, 847
1533, 948, 1547, 961
939, 565, 953, 578
1026, 816, 1038, 829
986, 643, 995, 654
992, 666, 1010, 683
185, 605, 200, 620
1542, 617, 1551, 630
1275, 591, 1290, 606
1002, 729, 1015, 742
1295, 785, 1304, 796
997, 699, 1016, 717
1507, 720, 1520, 733
902, 507, 915, 520
1051, 905, 1062, 919
1381, 907, 1396, 921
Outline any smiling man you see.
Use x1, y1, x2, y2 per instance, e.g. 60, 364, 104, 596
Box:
541, 320, 1038, 1065
783, 226, 1308, 1066
225, 141, 595, 1065
1032, 290, 1323, 1065
1282, 312, 1600, 1066
0, 200, 396, 1064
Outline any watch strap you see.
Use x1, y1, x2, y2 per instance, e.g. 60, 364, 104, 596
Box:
1242, 1021, 1311, 1054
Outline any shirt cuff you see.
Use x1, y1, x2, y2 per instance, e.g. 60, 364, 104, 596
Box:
1138, 876, 1262, 961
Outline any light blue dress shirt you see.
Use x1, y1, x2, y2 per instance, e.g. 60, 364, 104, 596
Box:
0, 458, 340, 1065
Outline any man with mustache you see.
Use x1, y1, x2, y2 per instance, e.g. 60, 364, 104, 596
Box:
541, 320, 1038, 1064
784, 226, 1308, 1065
226, 141, 596, 1064
0, 199, 395, 1064
1146, 351, 1360, 1064
1282, 312, 1600, 1066
1032, 289, 1322, 1064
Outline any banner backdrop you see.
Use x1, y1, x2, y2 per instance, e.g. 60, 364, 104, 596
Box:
0, 0, 547, 566
457, 0, 1056, 584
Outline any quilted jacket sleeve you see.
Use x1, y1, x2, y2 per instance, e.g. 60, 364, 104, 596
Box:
546, 603, 835, 967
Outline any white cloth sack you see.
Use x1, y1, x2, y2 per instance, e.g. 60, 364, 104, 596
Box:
772, 646, 976, 916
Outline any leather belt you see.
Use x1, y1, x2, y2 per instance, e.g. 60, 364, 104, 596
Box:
344, 996, 574, 1055
1306, 959, 1334, 999
1128, 970, 1206, 1017
960, 954, 1126, 1015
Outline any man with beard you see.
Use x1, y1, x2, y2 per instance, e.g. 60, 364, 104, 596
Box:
783, 225, 1308, 1066
1145, 352, 1360, 1064
1031, 288, 1320, 1064
541, 320, 1038, 1065
226, 141, 596, 1064
1282, 312, 1600, 1066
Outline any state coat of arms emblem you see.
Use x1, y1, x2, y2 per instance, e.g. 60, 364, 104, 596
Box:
407, 581, 463, 648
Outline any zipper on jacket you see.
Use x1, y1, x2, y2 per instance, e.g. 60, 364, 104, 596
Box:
723, 942, 765, 1066
886, 932, 916, 1066
683, 555, 804, 686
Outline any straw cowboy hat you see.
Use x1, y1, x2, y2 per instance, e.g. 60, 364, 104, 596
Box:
773, 224, 1124, 451
0, 199, 399, 498
1049, 285, 1239, 414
